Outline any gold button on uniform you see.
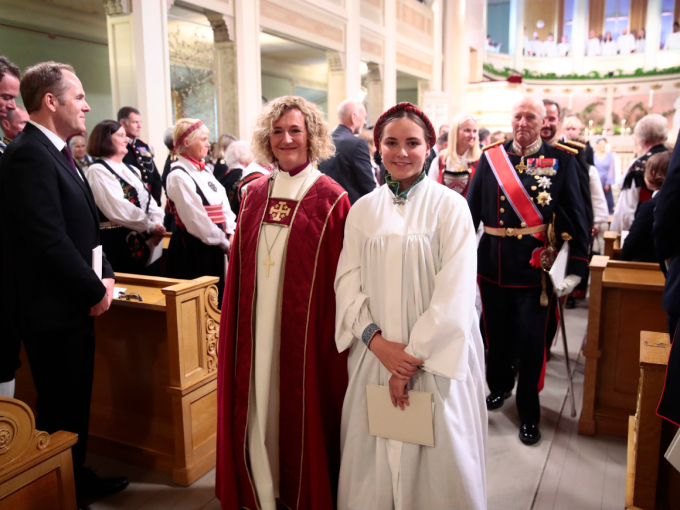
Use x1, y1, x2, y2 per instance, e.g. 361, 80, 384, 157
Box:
531, 186, 537, 190
517, 234, 523, 240
500, 196, 506, 201
521, 222, 527, 227
500, 220, 504, 226
500, 208, 505, 213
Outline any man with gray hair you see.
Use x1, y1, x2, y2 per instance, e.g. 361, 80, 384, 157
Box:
611, 113, 669, 232
219, 140, 253, 215
319, 99, 375, 204
0, 56, 20, 158
467, 95, 589, 445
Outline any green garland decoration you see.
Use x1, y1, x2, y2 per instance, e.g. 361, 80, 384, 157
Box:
483, 63, 680, 80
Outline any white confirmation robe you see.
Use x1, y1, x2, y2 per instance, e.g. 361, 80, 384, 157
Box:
247, 164, 319, 510
334, 177, 488, 510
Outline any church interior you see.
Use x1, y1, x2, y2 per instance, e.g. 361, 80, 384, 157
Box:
0, 0, 679, 509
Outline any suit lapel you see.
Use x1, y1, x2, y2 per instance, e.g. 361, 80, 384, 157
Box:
24, 124, 99, 220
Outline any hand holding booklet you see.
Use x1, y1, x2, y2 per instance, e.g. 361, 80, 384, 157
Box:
366, 384, 435, 447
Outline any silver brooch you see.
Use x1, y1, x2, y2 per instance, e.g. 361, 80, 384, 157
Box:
392, 196, 408, 205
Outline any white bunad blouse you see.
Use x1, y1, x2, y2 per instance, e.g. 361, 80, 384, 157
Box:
86, 158, 163, 232
166, 155, 236, 250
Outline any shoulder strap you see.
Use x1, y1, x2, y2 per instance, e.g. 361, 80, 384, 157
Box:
95, 159, 151, 214
484, 145, 546, 241
169, 162, 210, 205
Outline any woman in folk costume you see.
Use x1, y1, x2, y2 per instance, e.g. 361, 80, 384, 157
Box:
427, 112, 481, 196
85, 120, 166, 275
165, 118, 236, 299
216, 96, 351, 510
335, 103, 487, 510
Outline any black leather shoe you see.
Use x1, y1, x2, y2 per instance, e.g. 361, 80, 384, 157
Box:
565, 296, 576, 309
76, 467, 129, 500
486, 391, 512, 410
519, 423, 541, 445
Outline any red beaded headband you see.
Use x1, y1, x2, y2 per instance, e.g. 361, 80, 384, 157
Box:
373, 102, 437, 151
174, 120, 204, 154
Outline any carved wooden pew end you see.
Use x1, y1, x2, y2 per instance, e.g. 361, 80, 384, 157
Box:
0, 396, 78, 510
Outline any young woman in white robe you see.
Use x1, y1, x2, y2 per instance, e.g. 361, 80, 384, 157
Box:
334, 103, 488, 510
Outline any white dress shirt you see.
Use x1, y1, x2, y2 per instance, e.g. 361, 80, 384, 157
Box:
86, 158, 163, 233
602, 40, 618, 56
587, 38, 602, 56
664, 31, 680, 50
617, 34, 635, 54
558, 42, 571, 57
543, 40, 558, 57
28, 120, 83, 181
166, 156, 236, 250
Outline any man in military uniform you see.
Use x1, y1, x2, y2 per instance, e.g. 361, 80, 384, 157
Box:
467, 96, 590, 444
118, 106, 163, 205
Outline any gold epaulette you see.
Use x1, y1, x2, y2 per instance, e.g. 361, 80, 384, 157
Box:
553, 142, 578, 155
481, 140, 504, 151
563, 139, 586, 150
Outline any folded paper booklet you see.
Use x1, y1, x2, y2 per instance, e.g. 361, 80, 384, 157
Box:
664, 427, 680, 473
366, 384, 435, 447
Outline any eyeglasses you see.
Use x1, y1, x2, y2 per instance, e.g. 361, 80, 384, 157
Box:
117, 291, 143, 302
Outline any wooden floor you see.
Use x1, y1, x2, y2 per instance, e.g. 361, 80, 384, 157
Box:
83, 302, 627, 510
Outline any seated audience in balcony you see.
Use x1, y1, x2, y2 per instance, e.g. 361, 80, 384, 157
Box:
635, 28, 646, 52
558, 35, 571, 56
543, 33, 558, 57
587, 30, 602, 56
664, 22, 680, 50
621, 152, 670, 263
602, 32, 617, 56
617, 27, 636, 54
529, 31, 543, 56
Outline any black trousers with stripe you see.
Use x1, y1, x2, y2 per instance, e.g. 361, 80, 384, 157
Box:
480, 279, 553, 425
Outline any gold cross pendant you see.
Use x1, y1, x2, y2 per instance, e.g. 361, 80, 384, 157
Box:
515, 157, 527, 173
263, 253, 275, 277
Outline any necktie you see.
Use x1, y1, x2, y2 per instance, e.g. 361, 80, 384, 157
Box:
61, 146, 79, 172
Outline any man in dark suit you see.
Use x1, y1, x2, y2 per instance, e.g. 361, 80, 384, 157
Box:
0, 61, 128, 503
654, 130, 680, 426
319, 99, 376, 204
0, 56, 20, 399
425, 123, 450, 171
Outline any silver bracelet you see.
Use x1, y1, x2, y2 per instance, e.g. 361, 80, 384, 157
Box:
362, 323, 381, 348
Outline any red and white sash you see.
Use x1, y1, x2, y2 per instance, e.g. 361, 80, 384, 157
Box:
485, 144, 546, 241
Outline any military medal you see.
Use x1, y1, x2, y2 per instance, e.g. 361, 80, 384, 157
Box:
537, 176, 551, 189
536, 190, 552, 206
515, 157, 527, 173
208, 181, 218, 192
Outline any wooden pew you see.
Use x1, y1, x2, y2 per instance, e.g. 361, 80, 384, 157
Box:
15, 274, 221, 486
0, 397, 77, 510
603, 230, 621, 260
625, 331, 680, 510
579, 256, 667, 437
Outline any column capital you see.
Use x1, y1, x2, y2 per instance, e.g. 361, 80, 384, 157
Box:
102, 0, 130, 16
206, 12, 232, 43
326, 51, 346, 72
367, 62, 383, 82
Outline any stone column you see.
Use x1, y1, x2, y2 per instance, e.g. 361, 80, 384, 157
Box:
571, 0, 587, 74
417, 79, 431, 109
443, 0, 469, 120
604, 83, 614, 129
104, 0, 173, 169
207, 12, 239, 138
509, 0, 525, 71
345, 0, 362, 102
234, 0, 261, 139
432, 0, 444, 92
327, 51, 346, 128
644, 0, 662, 71
383, 0, 397, 109
366, 63, 383, 126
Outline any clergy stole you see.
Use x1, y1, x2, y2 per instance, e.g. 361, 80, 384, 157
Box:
216, 175, 350, 510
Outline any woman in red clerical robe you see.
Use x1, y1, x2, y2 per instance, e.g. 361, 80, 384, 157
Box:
216, 96, 350, 510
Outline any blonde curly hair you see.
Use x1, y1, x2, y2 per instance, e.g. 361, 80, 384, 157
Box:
251, 96, 335, 166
